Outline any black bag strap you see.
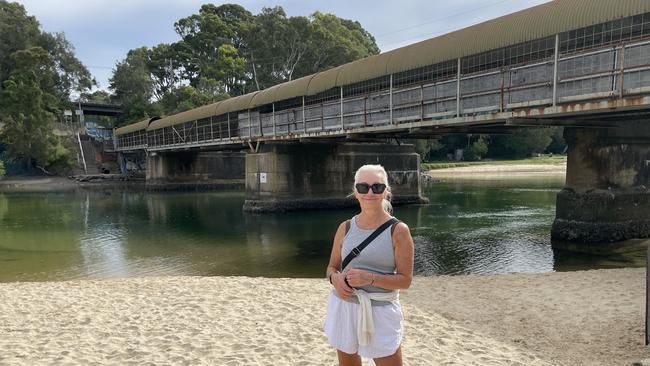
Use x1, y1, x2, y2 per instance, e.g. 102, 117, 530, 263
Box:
341, 217, 399, 270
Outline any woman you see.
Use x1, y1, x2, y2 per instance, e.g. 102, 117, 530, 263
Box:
324, 164, 415, 366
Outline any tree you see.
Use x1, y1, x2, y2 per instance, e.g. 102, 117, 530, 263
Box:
488, 128, 555, 158
111, 4, 381, 121
402, 138, 443, 162
110, 47, 159, 125
156, 85, 226, 115
244, 8, 380, 90
0, 1, 92, 175
425, 134, 469, 160
244, 7, 308, 89
174, 4, 249, 95
0, 47, 72, 173
82, 89, 113, 103
147, 43, 181, 99
39, 32, 94, 101
297, 12, 379, 77
465, 137, 489, 161
196, 43, 245, 95
0, 1, 40, 85
545, 127, 566, 154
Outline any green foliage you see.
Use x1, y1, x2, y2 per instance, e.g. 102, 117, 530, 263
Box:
465, 138, 488, 161
38, 32, 94, 101
245, 8, 380, 90
0, 1, 91, 175
147, 43, 181, 99
110, 47, 158, 125
426, 134, 469, 159
110, 4, 380, 121
83, 90, 112, 103
0, 47, 58, 169
401, 139, 442, 162
45, 136, 73, 175
300, 11, 379, 76
0, 159, 4, 178
156, 85, 227, 115
174, 4, 250, 95
196, 43, 246, 95
545, 127, 567, 154
488, 128, 555, 159
0, 1, 40, 83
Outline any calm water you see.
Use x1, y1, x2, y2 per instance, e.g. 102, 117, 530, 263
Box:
0, 176, 645, 282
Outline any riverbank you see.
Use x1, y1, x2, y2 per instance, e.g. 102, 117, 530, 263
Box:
0, 268, 647, 365
0, 176, 144, 193
0, 159, 567, 192
425, 162, 566, 180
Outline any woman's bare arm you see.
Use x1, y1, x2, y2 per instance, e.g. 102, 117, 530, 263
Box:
326, 221, 354, 299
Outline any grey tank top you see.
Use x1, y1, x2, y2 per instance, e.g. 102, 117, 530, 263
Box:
339, 215, 397, 306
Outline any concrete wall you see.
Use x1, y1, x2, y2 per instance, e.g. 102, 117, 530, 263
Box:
552, 122, 650, 248
146, 151, 245, 190
243, 142, 427, 212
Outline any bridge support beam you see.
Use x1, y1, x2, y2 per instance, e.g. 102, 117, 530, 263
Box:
243, 142, 427, 212
552, 122, 650, 251
146, 151, 245, 190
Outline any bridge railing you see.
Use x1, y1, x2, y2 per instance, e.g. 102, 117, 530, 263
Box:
229, 41, 650, 145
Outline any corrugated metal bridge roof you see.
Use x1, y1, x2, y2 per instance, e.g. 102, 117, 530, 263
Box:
120, 0, 650, 135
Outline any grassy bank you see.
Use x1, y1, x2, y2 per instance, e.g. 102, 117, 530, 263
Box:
421, 155, 566, 170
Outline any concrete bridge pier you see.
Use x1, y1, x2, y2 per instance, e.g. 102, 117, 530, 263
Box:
243, 142, 428, 213
146, 150, 245, 190
551, 122, 650, 251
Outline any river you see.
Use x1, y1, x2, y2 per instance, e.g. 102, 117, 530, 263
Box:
0, 175, 644, 282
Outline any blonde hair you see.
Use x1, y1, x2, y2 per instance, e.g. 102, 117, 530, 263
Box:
353, 164, 393, 213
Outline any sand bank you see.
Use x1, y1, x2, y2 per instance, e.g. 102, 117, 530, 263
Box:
426, 163, 566, 180
0, 268, 647, 365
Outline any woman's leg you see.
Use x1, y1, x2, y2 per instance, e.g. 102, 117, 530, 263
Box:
373, 346, 402, 366
337, 350, 362, 366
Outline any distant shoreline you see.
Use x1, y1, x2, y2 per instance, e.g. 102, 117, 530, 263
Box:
0, 176, 143, 193
0, 162, 568, 193
425, 163, 566, 179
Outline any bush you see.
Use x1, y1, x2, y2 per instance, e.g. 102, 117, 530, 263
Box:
44, 138, 74, 175
0, 160, 4, 179
545, 127, 567, 154
488, 128, 554, 159
465, 138, 488, 161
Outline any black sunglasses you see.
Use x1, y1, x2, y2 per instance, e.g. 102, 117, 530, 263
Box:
355, 183, 387, 194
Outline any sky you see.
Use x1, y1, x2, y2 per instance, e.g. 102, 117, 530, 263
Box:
15, 0, 551, 92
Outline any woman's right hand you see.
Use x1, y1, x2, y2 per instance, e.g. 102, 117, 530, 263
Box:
332, 272, 354, 299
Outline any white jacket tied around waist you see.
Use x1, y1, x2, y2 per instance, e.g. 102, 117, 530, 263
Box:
332, 288, 399, 346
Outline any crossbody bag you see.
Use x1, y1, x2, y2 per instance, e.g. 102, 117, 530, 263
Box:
341, 217, 399, 271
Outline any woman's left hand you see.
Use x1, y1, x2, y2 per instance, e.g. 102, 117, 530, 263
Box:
345, 268, 374, 288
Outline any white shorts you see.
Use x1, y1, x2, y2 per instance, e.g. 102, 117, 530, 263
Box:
323, 290, 403, 359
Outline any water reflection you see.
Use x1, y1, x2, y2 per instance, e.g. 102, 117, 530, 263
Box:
0, 174, 645, 282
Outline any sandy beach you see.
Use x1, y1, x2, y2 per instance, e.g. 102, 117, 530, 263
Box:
426, 163, 567, 180
0, 268, 648, 365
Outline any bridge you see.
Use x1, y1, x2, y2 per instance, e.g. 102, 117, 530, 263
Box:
112, 0, 650, 250
78, 101, 123, 117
